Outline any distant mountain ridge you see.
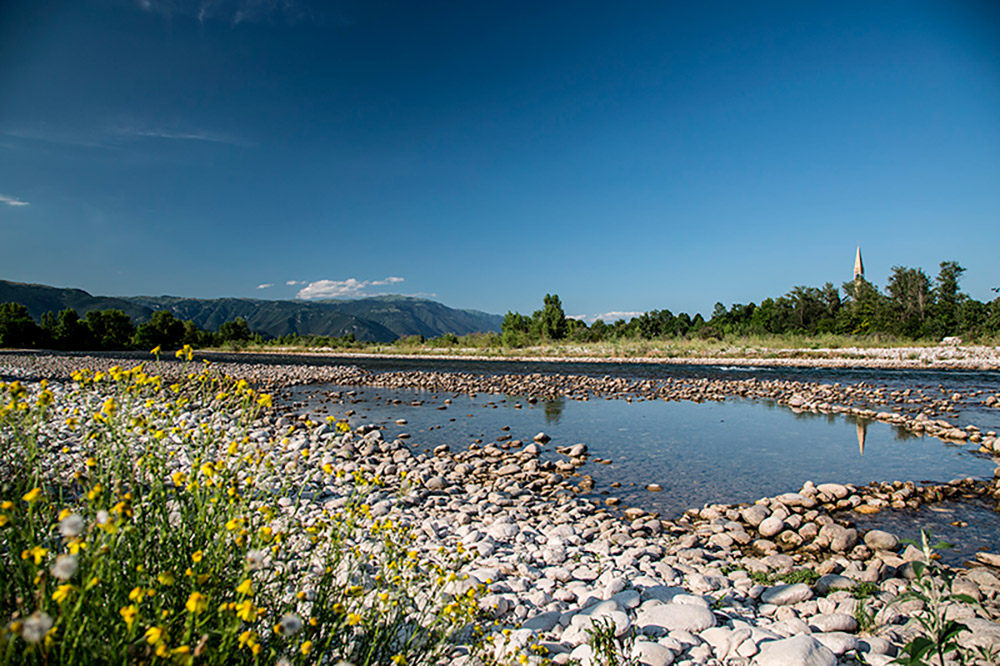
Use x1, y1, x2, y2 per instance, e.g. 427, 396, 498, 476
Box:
0, 280, 502, 342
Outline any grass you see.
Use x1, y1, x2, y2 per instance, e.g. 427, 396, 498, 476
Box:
746, 568, 821, 587
0, 356, 488, 665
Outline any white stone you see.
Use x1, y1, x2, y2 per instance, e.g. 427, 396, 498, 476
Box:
760, 583, 813, 606
635, 603, 716, 636
755, 634, 836, 666
631, 641, 674, 666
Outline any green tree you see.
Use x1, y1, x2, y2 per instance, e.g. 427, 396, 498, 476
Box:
534, 293, 567, 340
588, 319, 609, 341
134, 310, 185, 350
501, 311, 533, 347
930, 261, 966, 337
41, 308, 93, 350
182, 320, 207, 347
85, 310, 137, 350
886, 266, 933, 337
0, 302, 42, 349
839, 278, 888, 335
217, 317, 251, 344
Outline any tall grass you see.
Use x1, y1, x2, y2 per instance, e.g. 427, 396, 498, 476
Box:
0, 359, 482, 664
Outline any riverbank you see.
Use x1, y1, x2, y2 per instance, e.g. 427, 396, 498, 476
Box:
5, 352, 999, 455
3, 357, 1000, 665
228, 342, 1000, 371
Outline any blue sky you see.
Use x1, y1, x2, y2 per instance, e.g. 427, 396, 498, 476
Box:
1, 0, 998, 320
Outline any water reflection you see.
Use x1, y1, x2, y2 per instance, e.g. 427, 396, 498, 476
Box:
543, 398, 565, 424
287, 383, 996, 519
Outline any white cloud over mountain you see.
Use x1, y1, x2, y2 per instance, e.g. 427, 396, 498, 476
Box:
296, 277, 405, 300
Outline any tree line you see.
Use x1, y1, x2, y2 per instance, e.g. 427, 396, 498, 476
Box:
2, 259, 997, 351
0, 305, 257, 351
500, 261, 1000, 346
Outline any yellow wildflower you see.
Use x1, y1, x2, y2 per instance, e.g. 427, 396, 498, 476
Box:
22, 487, 42, 504
22, 545, 48, 565
300, 641, 313, 655
346, 613, 362, 626
191, 550, 203, 563
235, 600, 258, 622
120, 604, 138, 628
185, 592, 207, 614
145, 625, 164, 645
236, 578, 253, 596
52, 584, 75, 603
158, 572, 175, 586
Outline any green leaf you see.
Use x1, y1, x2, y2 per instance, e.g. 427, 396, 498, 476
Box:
931, 540, 954, 550
940, 620, 969, 643
948, 593, 978, 605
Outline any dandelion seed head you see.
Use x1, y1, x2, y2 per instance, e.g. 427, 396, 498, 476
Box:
246, 549, 266, 570
21, 612, 53, 643
278, 612, 303, 636
59, 512, 85, 537
51, 554, 78, 580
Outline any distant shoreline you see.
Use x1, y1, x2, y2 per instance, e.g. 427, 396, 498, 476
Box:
220, 344, 1000, 371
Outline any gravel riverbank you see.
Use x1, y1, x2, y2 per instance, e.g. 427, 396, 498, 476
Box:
239, 344, 1000, 371
3, 353, 1000, 665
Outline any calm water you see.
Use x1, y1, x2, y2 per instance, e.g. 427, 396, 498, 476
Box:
287, 381, 998, 520
208, 351, 1000, 434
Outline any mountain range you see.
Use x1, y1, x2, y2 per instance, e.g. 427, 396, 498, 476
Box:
0, 280, 502, 342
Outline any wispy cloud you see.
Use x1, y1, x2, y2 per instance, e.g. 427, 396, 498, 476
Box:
296, 277, 406, 300
256, 283, 273, 289
114, 126, 250, 147
285, 280, 304, 286
3, 123, 249, 150
0, 194, 29, 207
570, 311, 645, 323
135, 0, 309, 25
2, 127, 108, 149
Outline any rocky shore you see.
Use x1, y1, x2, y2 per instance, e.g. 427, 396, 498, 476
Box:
253, 343, 1000, 371
3, 352, 1000, 664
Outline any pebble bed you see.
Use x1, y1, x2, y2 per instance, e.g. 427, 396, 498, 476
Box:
3, 353, 1000, 665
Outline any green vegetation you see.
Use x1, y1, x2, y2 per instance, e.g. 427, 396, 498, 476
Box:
0, 306, 262, 352
746, 568, 821, 587
890, 530, 986, 666
498, 260, 1000, 348
0, 361, 484, 664
582, 617, 636, 666
2, 257, 998, 353
851, 581, 881, 600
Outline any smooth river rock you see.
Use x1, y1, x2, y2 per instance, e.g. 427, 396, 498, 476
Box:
760, 583, 813, 606
755, 634, 837, 666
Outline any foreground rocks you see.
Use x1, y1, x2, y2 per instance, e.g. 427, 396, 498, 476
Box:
4, 353, 1000, 665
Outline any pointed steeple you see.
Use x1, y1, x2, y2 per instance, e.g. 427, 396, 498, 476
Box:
854, 246, 864, 281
